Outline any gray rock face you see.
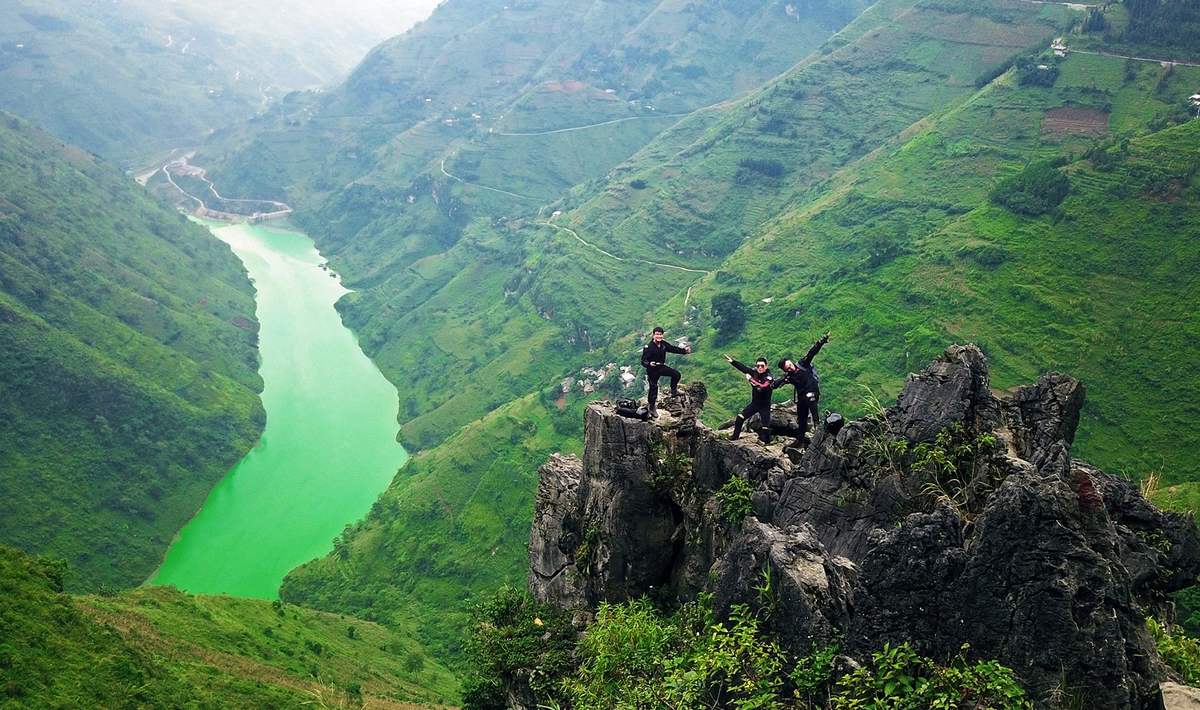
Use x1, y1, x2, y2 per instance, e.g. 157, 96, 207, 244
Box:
528, 345, 1200, 708
527, 454, 584, 609
711, 519, 856, 656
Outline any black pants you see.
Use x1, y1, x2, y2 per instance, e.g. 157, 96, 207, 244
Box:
733, 401, 772, 443
646, 366, 680, 409
796, 394, 820, 444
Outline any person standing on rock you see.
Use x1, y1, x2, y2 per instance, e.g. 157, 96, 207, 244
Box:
775, 332, 830, 445
724, 354, 775, 443
641, 326, 691, 417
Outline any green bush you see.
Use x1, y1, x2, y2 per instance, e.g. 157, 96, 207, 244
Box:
567, 599, 678, 709
717, 476, 755, 525
737, 158, 788, 181
1015, 58, 1058, 87
567, 598, 790, 710
461, 586, 577, 710
661, 603, 787, 710
990, 161, 1070, 216
1173, 586, 1200, 637
1149, 617, 1200, 685
831, 642, 1031, 709
461, 582, 1038, 710
790, 643, 840, 706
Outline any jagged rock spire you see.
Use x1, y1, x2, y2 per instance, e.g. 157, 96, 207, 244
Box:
528, 345, 1200, 709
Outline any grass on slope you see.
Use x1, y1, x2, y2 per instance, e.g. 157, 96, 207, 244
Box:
559, 0, 1076, 266
0, 114, 264, 590
246, 0, 1198, 678
671, 53, 1200, 480
320, 0, 1075, 458
0, 545, 454, 708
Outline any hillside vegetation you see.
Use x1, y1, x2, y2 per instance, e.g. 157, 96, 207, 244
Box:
0, 114, 264, 591
274, 0, 1191, 663
201, 0, 871, 207
0, 545, 456, 707
0, 0, 435, 165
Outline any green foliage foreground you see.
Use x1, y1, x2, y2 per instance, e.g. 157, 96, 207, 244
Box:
461, 588, 1031, 710
0, 545, 457, 707
1149, 617, 1200, 687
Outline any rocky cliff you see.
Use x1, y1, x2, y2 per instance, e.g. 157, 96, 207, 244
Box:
529, 345, 1200, 709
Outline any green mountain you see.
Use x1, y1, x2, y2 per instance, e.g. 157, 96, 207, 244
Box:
200, 0, 871, 206
253, 0, 1121, 660
0, 0, 435, 166
0, 113, 264, 591
273, 0, 1200, 665
0, 545, 456, 707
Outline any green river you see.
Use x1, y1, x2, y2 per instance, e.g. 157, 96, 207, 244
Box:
150, 223, 408, 598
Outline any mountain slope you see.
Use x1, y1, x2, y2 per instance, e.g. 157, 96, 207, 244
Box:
201, 0, 871, 206
0, 0, 437, 165
0, 545, 456, 707
332, 0, 1072, 451
668, 45, 1200, 480
0, 114, 264, 591
279, 0, 1123, 663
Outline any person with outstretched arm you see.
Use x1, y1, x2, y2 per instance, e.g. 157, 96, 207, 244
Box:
775, 332, 830, 445
641, 326, 691, 417
724, 354, 775, 444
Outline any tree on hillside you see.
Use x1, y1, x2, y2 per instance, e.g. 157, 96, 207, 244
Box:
711, 292, 747, 344
1082, 7, 1109, 32
990, 161, 1070, 216
1015, 58, 1058, 87
1122, 0, 1200, 56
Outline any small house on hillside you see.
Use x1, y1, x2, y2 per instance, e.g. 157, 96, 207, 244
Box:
1051, 38, 1068, 57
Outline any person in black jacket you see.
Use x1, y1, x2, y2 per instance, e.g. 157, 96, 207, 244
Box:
641, 326, 691, 416
724, 354, 775, 443
775, 332, 830, 444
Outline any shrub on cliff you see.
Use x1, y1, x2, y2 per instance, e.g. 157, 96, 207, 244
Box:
830, 642, 1031, 709
1148, 617, 1200, 686
463, 586, 1034, 709
461, 586, 576, 709
567, 596, 790, 709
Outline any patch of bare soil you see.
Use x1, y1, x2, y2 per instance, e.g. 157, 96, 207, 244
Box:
1042, 106, 1109, 136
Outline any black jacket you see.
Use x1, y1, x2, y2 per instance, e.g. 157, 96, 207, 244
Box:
641, 340, 687, 369
774, 336, 827, 400
731, 360, 775, 407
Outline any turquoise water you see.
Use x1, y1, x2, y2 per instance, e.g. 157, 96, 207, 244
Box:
150, 223, 407, 598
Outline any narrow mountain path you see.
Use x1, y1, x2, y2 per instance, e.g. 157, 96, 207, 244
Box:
439, 157, 541, 201
196, 170, 289, 211
438, 157, 707, 274
540, 219, 710, 275
1070, 48, 1200, 67
163, 163, 206, 210
159, 158, 292, 220
491, 111, 690, 137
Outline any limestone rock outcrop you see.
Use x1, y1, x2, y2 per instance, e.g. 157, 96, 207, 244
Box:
528, 345, 1200, 708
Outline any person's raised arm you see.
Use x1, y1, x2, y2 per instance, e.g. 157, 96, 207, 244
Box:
725, 354, 752, 375
665, 342, 690, 355
802, 332, 830, 365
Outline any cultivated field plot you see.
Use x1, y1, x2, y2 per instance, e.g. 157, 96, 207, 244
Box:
1041, 106, 1110, 136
